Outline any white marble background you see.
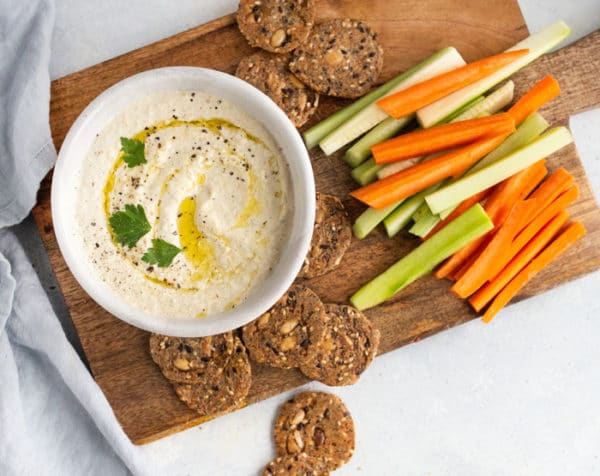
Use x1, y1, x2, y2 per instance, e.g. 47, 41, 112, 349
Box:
33, 0, 600, 474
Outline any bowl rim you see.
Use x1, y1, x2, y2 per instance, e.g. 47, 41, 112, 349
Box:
51, 66, 315, 337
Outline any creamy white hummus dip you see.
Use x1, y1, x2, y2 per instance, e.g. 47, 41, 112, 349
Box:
75, 91, 292, 319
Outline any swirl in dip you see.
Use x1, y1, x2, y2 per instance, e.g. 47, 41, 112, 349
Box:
76, 91, 293, 319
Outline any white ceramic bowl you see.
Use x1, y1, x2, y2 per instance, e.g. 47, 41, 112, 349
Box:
52, 67, 315, 337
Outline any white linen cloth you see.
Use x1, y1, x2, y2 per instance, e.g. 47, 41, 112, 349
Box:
0, 1, 149, 474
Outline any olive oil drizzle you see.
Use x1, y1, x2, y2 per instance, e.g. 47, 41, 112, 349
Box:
103, 117, 270, 296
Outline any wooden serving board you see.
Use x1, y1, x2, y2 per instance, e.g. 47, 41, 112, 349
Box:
32, 0, 600, 444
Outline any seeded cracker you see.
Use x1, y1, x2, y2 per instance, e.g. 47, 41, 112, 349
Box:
241, 285, 327, 369
298, 193, 352, 279
173, 337, 252, 416
236, 51, 319, 127
149, 332, 235, 383
274, 391, 355, 470
299, 304, 380, 386
289, 19, 384, 98
262, 454, 329, 476
237, 0, 315, 53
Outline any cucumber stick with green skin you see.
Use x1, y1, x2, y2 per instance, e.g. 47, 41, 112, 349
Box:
352, 202, 401, 239
351, 204, 494, 310
344, 115, 413, 168
409, 202, 440, 238
319, 47, 467, 156
303, 76, 410, 150
411, 201, 434, 223
383, 185, 441, 237
408, 212, 441, 238
351, 158, 382, 186
409, 212, 441, 238
417, 20, 571, 128
426, 127, 573, 214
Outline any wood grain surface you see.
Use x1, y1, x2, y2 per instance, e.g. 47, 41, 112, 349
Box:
31, 0, 600, 444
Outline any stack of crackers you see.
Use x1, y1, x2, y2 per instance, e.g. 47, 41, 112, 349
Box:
235, 0, 384, 126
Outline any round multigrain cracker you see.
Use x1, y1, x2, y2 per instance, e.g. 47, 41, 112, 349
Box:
274, 391, 355, 470
149, 332, 235, 383
263, 454, 330, 476
242, 285, 327, 369
289, 18, 384, 98
237, 0, 315, 53
299, 304, 380, 386
298, 193, 352, 279
173, 337, 252, 416
236, 51, 319, 127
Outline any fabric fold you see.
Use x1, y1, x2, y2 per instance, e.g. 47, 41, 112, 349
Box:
0, 231, 149, 475
0, 0, 57, 228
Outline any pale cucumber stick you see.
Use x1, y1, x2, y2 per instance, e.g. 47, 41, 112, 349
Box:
409, 212, 441, 238
383, 185, 441, 237
345, 115, 413, 167
449, 80, 514, 122
436, 112, 550, 219
376, 94, 490, 180
377, 156, 422, 180
442, 95, 487, 122
351, 158, 382, 186
303, 71, 416, 150
417, 20, 571, 128
319, 47, 466, 155
353, 202, 402, 239
426, 127, 573, 214
350, 204, 494, 310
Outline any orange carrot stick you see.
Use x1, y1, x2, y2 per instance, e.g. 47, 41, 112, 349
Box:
483, 179, 577, 281
423, 188, 493, 240
371, 114, 516, 164
508, 75, 560, 125
351, 133, 511, 210
455, 168, 576, 298
470, 210, 570, 312
482, 221, 586, 323
377, 49, 530, 119
450, 244, 485, 280
451, 198, 543, 298
481, 160, 549, 226
435, 161, 547, 278
525, 167, 574, 210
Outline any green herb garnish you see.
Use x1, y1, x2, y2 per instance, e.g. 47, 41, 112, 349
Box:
108, 204, 151, 248
120, 137, 146, 167
142, 239, 182, 267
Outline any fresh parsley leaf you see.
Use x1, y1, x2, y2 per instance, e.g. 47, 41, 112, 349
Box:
108, 204, 151, 248
120, 137, 146, 167
142, 239, 182, 267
